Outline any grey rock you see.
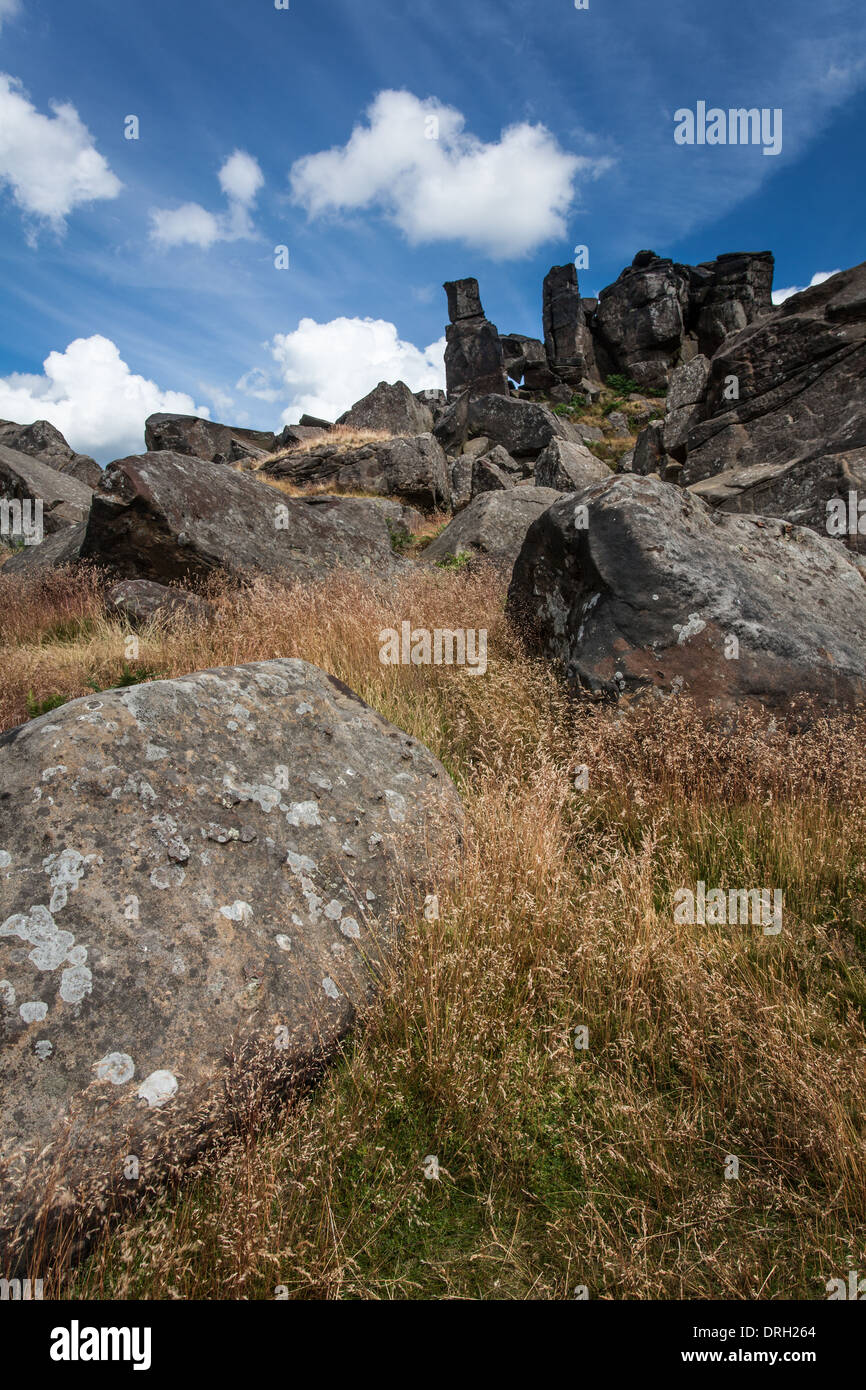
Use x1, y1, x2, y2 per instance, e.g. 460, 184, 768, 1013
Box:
0, 658, 462, 1266
106, 579, 216, 626
507, 473, 866, 710
144, 414, 277, 463
0, 419, 101, 489
435, 393, 582, 459
543, 263, 596, 379
0, 444, 94, 535
337, 380, 433, 436
534, 439, 609, 492
423, 486, 563, 571
264, 434, 450, 512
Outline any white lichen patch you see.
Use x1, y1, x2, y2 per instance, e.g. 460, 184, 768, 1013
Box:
145, 743, 170, 761
384, 791, 407, 824
59, 965, 92, 1005
220, 901, 253, 923
673, 612, 707, 645
322, 977, 340, 1000
40, 766, 67, 782
339, 917, 361, 940
42, 847, 88, 912
137, 1069, 178, 1108
95, 1051, 135, 1085
286, 801, 322, 828
323, 899, 343, 921
150, 864, 186, 890
222, 774, 282, 814
0, 980, 16, 1006
19, 1001, 48, 1023
0, 850, 10, 869
34, 1039, 53, 1059
275, 934, 292, 952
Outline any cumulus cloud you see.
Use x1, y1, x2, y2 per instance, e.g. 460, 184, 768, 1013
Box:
0, 335, 208, 462
257, 316, 446, 423
0, 74, 122, 238
772, 269, 841, 305
290, 89, 609, 259
150, 149, 264, 248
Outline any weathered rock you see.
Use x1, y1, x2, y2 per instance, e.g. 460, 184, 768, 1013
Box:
507, 473, 866, 709
605, 411, 630, 439
690, 251, 774, 358
500, 334, 552, 390
449, 457, 473, 513
471, 451, 515, 496
663, 355, 711, 456
1, 523, 87, 576
534, 439, 609, 492
106, 580, 216, 626
423, 487, 562, 571
337, 381, 433, 436
274, 424, 331, 451
443, 279, 508, 401
0, 659, 462, 1265
0, 445, 94, 535
680, 263, 866, 493
593, 253, 691, 390
0, 420, 101, 489
543, 264, 596, 380
79, 451, 410, 583
435, 393, 582, 458
144, 414, 277, 464
264, 434, 449, 512
631, 420, 667, 475
298, 414, 333, 430
688, 447, 866, 549
414, 389, 447, 424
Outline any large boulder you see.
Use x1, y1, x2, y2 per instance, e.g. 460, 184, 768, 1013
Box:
78, 451, 411, 583
435, 393, 582, 459
593, 252, 691, 389
0, 445, 93, 536
507, 473, 866, 710
0, 420, 101, 489
337, 381, 433, 436
680, 262, 866, 496
534, 438, 610, 492
499, 334, 553, 391
105, 579, 216, 626
1, 524, 87, 576
442, 278, 509, 401
690, 251, 774, 358
662, 354, 712, 456
144, 414, 277, 464
0, 659, 462, 1265
263, 434, 450, 512
423, 487, 563, 571
688, 448, 866, 548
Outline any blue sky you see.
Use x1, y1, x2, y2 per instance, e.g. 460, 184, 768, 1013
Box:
0, 0, 864, 461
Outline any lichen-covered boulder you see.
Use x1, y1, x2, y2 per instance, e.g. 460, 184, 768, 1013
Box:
0, 660, 462, 1266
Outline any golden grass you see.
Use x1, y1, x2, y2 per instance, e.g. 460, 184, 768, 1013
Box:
255, 425, 395, 471
1, 563, 864, 1299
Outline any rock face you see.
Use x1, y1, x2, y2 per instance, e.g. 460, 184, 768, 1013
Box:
507, 473, 866, 709
0, 445, 94, 535
0, 420, 101, 489
144, 414, 277, 464
264, 434, 450, 512
1, 524, 87, 576
679, 264, 866, 513
78, 451, 410, 582
542, 264, 596, 382
337, 381, 434, 436
534, 438, 610, 492
0, 658, 462, 1264
500, 334, 552, 391
423, 487, 562, 571
435, 393, 582, 459
442, 278, 508, 401
591, 250, 774, 389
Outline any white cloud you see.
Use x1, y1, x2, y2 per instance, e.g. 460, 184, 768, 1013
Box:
0, 73, 122, 238
259, 316, 445, 423
0, 335, 208, 462
150, 149, 263, 248
772, 269, 842, 305
0, 1, 21, 31
290, 89, 609, 260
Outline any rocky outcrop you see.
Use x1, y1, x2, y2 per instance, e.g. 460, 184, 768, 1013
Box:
423, 487, 563, 571
0, 420, 101, 489
0, 658, 462, 1266
689, 251, 775, 358
0, 445, 94, 535
144, 414, 277, 464
542, 264, 596, 383
337, 381, 434, 435
1, 523, 87, 575
435, 393, 582, 459
442, 278, 508, 401
533, 438, 610, 492
507, 473, 866, 710
678, 264, 866, 515
78, 451, 411, 583
500, 334, 553, 391
263, 434, 449, 512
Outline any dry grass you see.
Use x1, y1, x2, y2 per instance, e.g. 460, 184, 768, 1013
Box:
2, 562, 864, 1299
255, 425, 395, 472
